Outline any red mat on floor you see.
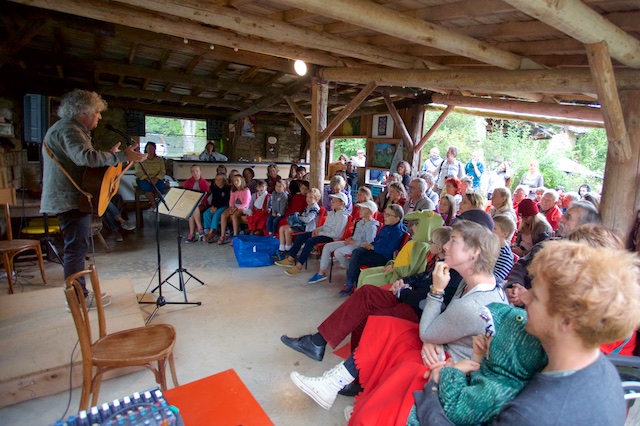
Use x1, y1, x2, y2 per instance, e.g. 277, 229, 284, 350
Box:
333, 342, 351, 359
163, 369, 274, 426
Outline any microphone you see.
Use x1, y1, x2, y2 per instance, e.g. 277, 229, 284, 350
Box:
105, 124, 136, 146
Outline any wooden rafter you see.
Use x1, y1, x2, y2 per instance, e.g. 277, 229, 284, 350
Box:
382, 92, 413, 151
319, 81, 377, 141
0, 17, 47, 68
228, 78, 309, 122
415, 105, 454, 153
285, 96, 311, 135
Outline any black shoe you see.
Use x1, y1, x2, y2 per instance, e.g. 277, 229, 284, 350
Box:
280, 334, 325, 361
338, 381, 364, 397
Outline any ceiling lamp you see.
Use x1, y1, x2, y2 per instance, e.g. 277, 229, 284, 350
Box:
294, 60, 307, 76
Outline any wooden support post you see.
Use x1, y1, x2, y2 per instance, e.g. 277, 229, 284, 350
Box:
382, 92, 414, 151
319, 82, 377, 141
600, 90, 640, 249
408, 105, 425, 175
586, 41, 631, 163
415, 105, 454, 153
310, 77, 328, 192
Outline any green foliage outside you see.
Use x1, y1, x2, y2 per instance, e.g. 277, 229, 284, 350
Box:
420, 110, 606, 193
332, 138, 367, 161
145, 116, 208, 157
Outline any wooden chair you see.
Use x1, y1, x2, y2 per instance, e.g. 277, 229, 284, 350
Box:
0, 203, 47, 294
64, 265, 179, 411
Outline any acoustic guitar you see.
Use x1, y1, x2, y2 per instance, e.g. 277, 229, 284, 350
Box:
79, 162, 134, 216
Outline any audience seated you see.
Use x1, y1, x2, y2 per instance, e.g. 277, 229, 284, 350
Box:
243, 167, 257, 193
134, 141, 165, 209
488, 187, 517, 223
357, 210, 443, 288
378, 181, 407, 214
203, 174, 230, 243
266, 180, 288, 237
308, 200, 379, 284
438, 194, 457, 226
339, 204, 407, 297
404, 178, 435, 216
351, 186, 373, 223
414, 239, 640, 425
277, 188, 321, 255
218, 175, 251, 245
183, 164, 210, 243
444, 177, 462, 212
376, 173, 402, 212
397, 161, 412, 191
323, 175, 353, 213
538, 188, 563, 231
458, 192, 485, 215
276, 192, 348, 276
512, 199, 552, 257
289, 220, 506, 423
265, 163, 281, 194
244, 180, 270, 236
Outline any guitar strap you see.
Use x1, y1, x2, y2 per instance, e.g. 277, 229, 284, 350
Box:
42, 140, 93, 206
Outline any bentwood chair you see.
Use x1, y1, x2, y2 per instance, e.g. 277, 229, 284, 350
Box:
64, 265, 179, 411
0, 202, 47, 293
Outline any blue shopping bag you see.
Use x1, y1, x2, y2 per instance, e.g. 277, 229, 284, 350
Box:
232, 235, 280, 267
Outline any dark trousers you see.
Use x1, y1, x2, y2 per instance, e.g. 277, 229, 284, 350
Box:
346, 247, 390, 285
289, 232, 333, 265
58, 209, 91, 296
317, 285, 418, 351
266, 215, 280, 234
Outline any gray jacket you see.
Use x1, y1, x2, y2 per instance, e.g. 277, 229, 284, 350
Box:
41, 118, 126, 214
270, 191, 288, 216
351, 218, 379, 245
403, 195, 435, 215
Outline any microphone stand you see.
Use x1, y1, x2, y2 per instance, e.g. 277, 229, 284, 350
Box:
108, 127, 201, 324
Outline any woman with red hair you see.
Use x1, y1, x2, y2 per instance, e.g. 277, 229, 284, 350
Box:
444, 177, 462, 213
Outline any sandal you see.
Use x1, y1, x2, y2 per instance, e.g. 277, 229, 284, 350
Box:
217, 236, 226, 245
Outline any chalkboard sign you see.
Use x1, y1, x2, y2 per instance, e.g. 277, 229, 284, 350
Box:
125, 111, 146, 136
207, 118, 226, 140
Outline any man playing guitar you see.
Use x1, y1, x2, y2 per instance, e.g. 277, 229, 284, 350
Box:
41, 89, 147, 305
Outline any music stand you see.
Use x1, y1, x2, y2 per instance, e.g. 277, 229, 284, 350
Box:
138, 186, 203, 324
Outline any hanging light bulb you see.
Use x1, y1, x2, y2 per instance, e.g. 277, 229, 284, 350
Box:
294, 59, 307, 76
183, 38, 189, 44
210, 43, 215, 50
234, 47, 239, 52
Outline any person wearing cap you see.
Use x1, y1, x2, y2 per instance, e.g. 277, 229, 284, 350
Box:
354, 149, 366, 167
275, 192, 350, 277
512, 198, 552, 257
308, 200, 380, 284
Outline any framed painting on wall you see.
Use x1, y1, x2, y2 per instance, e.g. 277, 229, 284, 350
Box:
370, 140, 399, 170
372, 114, 393, 138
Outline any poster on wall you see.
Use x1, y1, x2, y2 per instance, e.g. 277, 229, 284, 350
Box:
371, 142, 398, 169
241, 116, 256, 138
372, 114, 393, 138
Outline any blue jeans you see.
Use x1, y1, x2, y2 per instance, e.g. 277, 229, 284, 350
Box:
345, 247, 389, 286
203, 206, 228, 231
58, 209, 91, 296
289, 233, 333, 265
136, 178, 165, 195
102, 202, 121, 231
266, 215, 281, 234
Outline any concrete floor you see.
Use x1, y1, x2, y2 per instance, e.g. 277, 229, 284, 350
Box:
1, 212, 639, 425
0, 212, 354, 425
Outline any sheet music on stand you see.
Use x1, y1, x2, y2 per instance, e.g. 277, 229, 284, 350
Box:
158, 188, 204, 219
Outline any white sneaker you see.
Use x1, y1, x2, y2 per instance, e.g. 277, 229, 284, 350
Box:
290, 362, 355, 410
66, 293, 111, 313
121, 221, 136, 231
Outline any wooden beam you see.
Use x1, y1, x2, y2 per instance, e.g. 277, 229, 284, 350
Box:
425, 104, 604, 128
382, 92, 413, 151
408, 104, 425, 174
600, 90, 640, 247
9, 0, 343, 68
586, 42, 631, 163
117, 0, 426, 69
310, 77, 328, 191
227, 78, 309, 122
271, 0, 524, 70
127, 42, 138, 64
285, 96, 311, 135
319, 82, 377, 141
319, 67, 640, 95
0, 17, 47, 68
100, 87, 243, 109
415, 105, 454, 153
502, 0, 640, 68
431, 94, 603, 123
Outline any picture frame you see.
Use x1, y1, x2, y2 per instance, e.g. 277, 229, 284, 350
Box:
370, 139, 399, 170
372, 114, 393, 138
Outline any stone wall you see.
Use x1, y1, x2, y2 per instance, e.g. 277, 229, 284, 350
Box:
231, 119, 304, 163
